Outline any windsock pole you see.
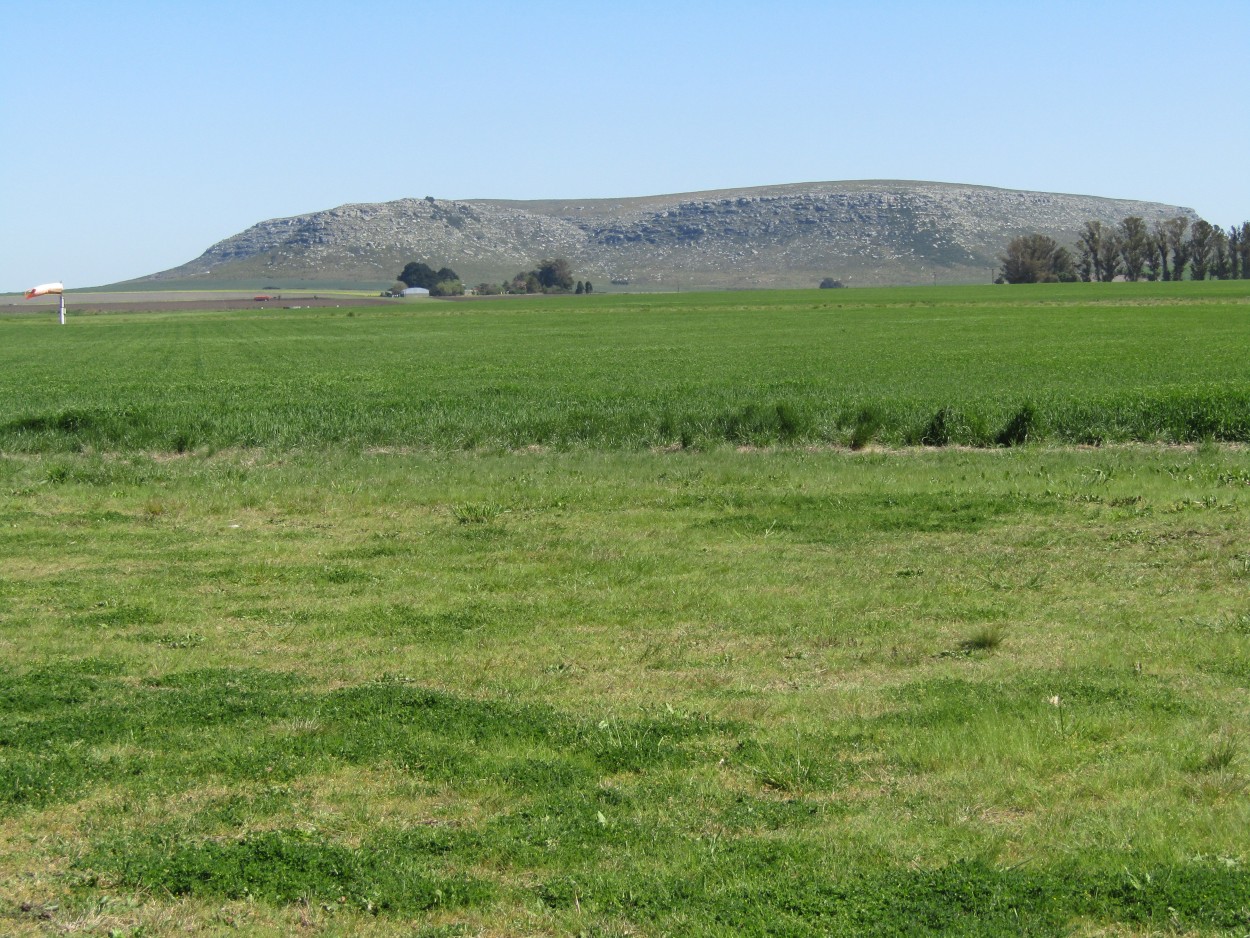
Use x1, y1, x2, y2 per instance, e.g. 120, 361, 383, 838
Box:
24, 282, 66, 324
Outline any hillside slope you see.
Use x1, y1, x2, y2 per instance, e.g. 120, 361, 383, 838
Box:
128, 180, 1197, 290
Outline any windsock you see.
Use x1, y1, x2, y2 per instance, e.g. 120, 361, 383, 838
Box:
25, 282, 64, 299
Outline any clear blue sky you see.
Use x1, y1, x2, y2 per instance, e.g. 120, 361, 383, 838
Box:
2, 0, 1247, 291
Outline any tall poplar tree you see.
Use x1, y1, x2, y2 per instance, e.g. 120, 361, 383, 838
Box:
1076, 221, 1106, 282
1118, 216, 1151, 281
1165, 217, 1191, 281
1149, 220, 1171, 281
1096, 230, 1122, 281
1212, 227, 1230, 279
1188, 220, 1215, 280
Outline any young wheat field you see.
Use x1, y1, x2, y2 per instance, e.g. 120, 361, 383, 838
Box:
2, 283, 1249, 936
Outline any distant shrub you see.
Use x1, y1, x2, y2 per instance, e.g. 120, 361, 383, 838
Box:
819, 278, 845, 289
430, 279, 465, 297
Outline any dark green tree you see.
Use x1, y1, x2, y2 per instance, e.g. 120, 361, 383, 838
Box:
584, 281, 593, 294
1188, 219, 1214, 280
1096, 229, 1122, 281
1149, 221, 1171, 281
1229, 226, 1242, 279
575, 281, 585, 294
1076, 221, 1106, 282
1212, 226, 1230, 279
398, 262, 460, 291
535, 258, 575, 291
999, 234, 1075, 283
509, 271, 541, 294
1118, 216, 1151, 281
1165, 217, 1190, 280
398, 262, 436, 289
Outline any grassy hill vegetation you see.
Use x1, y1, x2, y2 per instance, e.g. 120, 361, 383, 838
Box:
3, 282, 1250, 936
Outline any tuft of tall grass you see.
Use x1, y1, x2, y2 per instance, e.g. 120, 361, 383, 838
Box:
1189, 734, 1239, 774
997, 403, 1038, 447
450, 502, 502, 524
849, 407, 881, 450
960, 625, 1005, 652
920, 407, 953, 447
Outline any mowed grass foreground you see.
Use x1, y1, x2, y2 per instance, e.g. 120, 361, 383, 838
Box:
1, 281, 1249, 451
3, 448, 1250, 936
2, 284, 1250, 935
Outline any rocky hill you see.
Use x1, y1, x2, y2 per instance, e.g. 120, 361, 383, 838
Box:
129, 181, 1198, 290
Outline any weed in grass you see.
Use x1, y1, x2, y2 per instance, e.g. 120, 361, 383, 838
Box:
140, 631, 205, 649
311, 563, 373, 585
73, 601, 160, 629
1191, 734, 1239, 774
368, 603, 492, 640
1046, 694, 1071, 738
960, 624, 1005, 652
44, 462, 73, 484
450, 502, 501, 524
1197, 434, 1221, 457
733, 737, 853, 794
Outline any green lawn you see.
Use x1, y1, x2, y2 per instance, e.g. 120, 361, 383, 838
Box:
3, 284, 1250, 935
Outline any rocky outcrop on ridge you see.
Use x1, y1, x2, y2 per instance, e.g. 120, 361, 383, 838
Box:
134, 181, 1198, 290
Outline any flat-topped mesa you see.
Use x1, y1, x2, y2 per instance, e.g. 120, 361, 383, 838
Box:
129, 181, 1198, 290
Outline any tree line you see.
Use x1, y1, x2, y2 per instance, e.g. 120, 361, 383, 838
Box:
394, 257, 591, 297
490, 258, 591, 295
1000, 217, 1250, 284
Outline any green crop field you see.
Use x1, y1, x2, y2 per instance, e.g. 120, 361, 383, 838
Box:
2, 281, 1249, 453
3, 284, 1250, 936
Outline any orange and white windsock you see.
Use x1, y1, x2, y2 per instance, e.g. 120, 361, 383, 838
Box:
25, 282, 64, 299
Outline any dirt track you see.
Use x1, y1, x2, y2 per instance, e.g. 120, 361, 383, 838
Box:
0, 296, 403, 314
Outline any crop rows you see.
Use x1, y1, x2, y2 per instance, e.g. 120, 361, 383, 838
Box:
1, 282, 1248, 453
